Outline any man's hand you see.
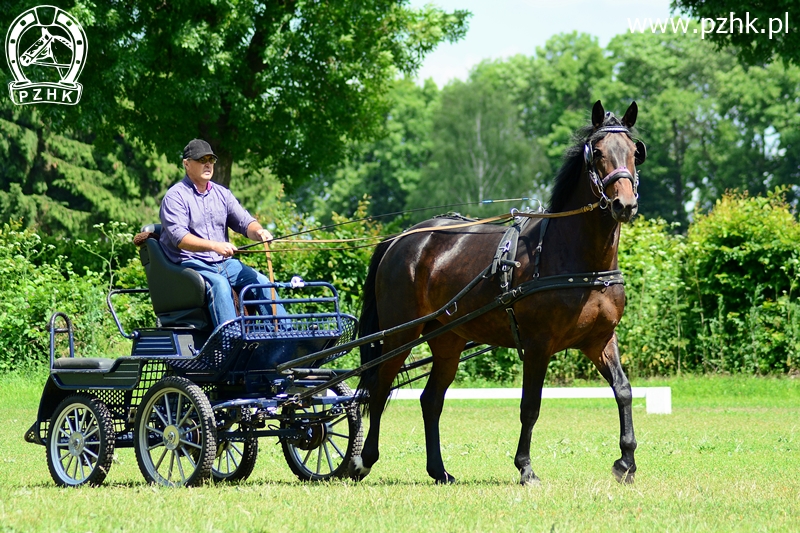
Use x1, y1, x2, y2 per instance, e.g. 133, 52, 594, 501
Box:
214, 241, 238, 258
255, 228, 273, 242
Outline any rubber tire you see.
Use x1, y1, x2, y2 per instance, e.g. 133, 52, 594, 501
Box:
134, 376, 216, 487
212, 408, 258, 483
281, 381, 363, 481
46, 394, 115, 487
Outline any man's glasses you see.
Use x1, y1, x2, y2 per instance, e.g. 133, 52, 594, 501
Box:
196, 155, 217, 165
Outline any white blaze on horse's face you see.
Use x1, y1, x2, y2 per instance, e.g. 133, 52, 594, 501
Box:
594, 134, 639, 223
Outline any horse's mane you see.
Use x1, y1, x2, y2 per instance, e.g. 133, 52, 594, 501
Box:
548, 112, 637, 212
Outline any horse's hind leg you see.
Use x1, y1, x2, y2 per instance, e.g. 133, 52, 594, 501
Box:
588, 333, 637, 483
419, 328, 466, 484
353, 327, 423, 478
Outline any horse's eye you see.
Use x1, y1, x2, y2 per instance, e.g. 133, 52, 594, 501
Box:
593, 149, 603, 160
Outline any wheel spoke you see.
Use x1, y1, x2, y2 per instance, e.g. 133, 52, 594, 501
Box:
326, 437, 346, 459
163, 392, 173, 425
167, 449, 176, 481
323, 442, 335, 473
179, 438, 202, 450
83, 424, 99, 439
300, 447, 313, 466
175, 451, 186, 484
64, 454, 74, 473
175, 393, 184, 429
82, 447, 99, 460
177, 402, 196, 428
316, 445, 322, 474
146, 425, 165, 437
153, 403, 169, 427
65, 412, 76, 434
76, 455, 85, 480
328, 431, 349, 440
182, 447, 198, 469
78, 408, 88, 432
329, 414, 348, 428
153, 445, 168, 468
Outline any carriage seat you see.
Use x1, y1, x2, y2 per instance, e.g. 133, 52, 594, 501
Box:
135, 224, 212, 330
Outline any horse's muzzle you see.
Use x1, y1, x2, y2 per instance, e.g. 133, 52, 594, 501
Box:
611, 198, 637, 222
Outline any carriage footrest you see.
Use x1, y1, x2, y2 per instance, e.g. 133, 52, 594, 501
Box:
53, 357, 115, 370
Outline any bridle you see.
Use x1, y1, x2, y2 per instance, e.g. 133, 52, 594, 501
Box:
583, 126, 646, 209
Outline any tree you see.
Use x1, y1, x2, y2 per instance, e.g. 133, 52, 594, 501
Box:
0, 1, 469, 188
406, 62, 549, 218
292, 77, 438, 223
673, 0, 799, 65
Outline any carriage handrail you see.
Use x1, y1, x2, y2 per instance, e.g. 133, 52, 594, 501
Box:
48, 312, 75, 368
107, 288, 150, 339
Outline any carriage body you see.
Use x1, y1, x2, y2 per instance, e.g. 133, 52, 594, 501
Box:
26, 253, 363, 487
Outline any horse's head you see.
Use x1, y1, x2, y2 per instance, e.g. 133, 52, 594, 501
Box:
586, 100, 646, 223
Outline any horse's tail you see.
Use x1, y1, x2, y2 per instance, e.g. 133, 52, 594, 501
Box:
356, 238, 393, 416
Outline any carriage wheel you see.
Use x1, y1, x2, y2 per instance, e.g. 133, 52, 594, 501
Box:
281, 381, 363, 481
212, 407, 258, 483
134, 376, 216, 487
46, 395, 115, 487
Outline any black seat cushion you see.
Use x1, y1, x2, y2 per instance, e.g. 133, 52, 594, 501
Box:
137, 225, 211, 330
53, 357, 115, 370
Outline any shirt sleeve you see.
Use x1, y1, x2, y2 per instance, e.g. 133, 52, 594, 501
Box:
160, 191, 191, 247
224, 189, 257, 236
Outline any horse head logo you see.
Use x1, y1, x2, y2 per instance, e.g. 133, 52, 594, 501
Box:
5, 5, 87, 105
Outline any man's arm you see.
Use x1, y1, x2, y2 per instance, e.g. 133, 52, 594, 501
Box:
178, 233, 237, 258
246, 221, 273, 243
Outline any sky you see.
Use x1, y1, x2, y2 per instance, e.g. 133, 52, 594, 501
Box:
410, 0, 678, 87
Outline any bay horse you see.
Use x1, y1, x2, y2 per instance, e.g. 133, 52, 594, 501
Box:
351, 100, 647, 485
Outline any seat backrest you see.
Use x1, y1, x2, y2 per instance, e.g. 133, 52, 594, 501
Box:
137, 225, 211, 330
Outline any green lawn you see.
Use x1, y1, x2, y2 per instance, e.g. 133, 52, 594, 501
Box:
1, 374, 798, 532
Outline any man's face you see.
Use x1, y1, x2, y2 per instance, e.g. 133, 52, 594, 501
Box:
184, 155, 216, 182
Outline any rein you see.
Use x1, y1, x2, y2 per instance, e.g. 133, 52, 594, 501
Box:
234, 202, 603, 255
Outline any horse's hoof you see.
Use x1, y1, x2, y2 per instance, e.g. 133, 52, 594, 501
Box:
349, 456, 371, 481
612, 460, 635, 484
519, 466, 541, 486
433, 471, 457, 485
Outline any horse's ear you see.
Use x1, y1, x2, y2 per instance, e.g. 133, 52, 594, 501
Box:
592, 100, 605, 129
622, 101, 638, 129
634, 140, 647, 165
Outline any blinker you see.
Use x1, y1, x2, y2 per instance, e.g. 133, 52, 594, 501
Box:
635, 140, 647, 165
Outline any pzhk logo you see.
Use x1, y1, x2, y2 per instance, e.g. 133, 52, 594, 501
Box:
5, 5, 87, 105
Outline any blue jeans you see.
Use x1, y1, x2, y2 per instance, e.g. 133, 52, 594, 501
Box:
181, 258, 285, 328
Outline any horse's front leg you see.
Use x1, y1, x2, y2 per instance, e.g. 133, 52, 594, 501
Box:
588, 333, 637, 483
515, 346, 551, 485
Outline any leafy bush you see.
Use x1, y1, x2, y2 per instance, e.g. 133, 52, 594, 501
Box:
682, 191, 800, 373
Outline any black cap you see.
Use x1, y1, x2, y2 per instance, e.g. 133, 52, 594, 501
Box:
182, 139, 217, 161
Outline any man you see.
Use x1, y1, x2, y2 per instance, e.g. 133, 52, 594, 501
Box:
159, 138, 280, 328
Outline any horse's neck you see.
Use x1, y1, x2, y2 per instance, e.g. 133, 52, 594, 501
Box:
537, 188, 621, 274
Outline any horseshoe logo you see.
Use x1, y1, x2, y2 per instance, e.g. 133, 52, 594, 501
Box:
5, 5, 87, 105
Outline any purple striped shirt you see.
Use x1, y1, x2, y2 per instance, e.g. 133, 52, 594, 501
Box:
159, 176, 256, 263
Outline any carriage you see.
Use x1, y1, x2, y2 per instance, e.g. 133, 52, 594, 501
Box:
25, 224, 364, 487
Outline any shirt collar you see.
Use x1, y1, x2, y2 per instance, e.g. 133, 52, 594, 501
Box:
182, 174, 213, 195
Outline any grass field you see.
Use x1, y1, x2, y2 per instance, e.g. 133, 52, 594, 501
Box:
0, 373, 798, 532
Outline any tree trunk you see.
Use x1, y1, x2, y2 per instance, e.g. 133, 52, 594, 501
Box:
213, 145, 233, 188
